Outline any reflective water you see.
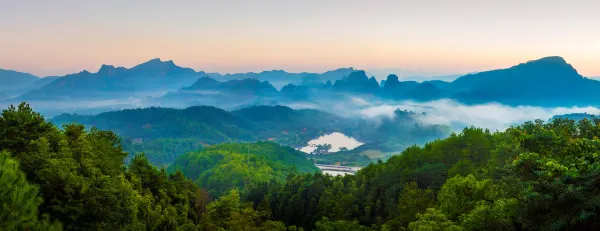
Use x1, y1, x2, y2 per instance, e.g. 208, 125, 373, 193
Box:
299, 132, 363, 154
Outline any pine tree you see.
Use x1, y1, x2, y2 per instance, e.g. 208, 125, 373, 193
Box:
0, 151, 61, 230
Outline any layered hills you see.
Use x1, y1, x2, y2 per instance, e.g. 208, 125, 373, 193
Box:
2, 56, 599, 108
52, 105, 448, 166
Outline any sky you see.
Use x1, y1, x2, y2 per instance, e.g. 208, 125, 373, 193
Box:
1, 0, 599, 77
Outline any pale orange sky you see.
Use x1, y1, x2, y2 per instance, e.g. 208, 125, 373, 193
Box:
1, 0, 599, 77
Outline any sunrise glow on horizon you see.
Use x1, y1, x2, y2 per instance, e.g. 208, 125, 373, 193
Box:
2, 0, 599, 77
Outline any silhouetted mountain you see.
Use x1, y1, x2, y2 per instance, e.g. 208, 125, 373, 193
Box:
10, 56, 600, 108
406, 82, 445, 100
423, 80, 452, 90
0, 69, 40, 95
217, 78, 278, 96
381, 74, 405, 98
26, 76, 60, 90
179, 77, 278, 96
0, 69, 39, 89
280, 83, 311, 99
208, 68, 355, 89
382, 74, 401, 91
299, 74, 324, 87
452, 56, 579, 90
333, 71, 380, 93
181, 77, 221, 90
451, 56, 600, 105
401, 73, 464, 82
19, 58, 201, 100
379, 74, 447, 100
161, 77, 280, 110
0, 69, 66, 98
320, 67, 356, 81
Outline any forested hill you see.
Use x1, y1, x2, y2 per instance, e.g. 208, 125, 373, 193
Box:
168, 141, 319, 197
51, 105, 450, 167
51, 105, 356, 166
52, 106, 263, 141
4, 103, 600, 230
51, 105, 352, 146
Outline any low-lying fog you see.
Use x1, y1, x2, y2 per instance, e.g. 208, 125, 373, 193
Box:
4, 94, 600, 133
284, 97, 600, 132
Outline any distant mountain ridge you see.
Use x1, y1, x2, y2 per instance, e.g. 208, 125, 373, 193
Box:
161, 56, 600, 108
0, 69, 39, 88
329, 56, 600, 106
449, 56, 600, 106
17, 58, 202, 100
333, 70, 380, 94
207, 67, 355, 89
4, 56, 600, 107
0, 69, 64, 97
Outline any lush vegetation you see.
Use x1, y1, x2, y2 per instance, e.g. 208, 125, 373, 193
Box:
5, 102, 600, 230
242, 117, 600, 230
122, 137, 205, 167
53, 105, 449, 167
168, 142, 319, 197
0, 103, 302, 230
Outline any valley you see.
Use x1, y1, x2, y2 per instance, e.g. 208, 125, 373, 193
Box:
4, 2, 600, 230
2, 56, 600, 231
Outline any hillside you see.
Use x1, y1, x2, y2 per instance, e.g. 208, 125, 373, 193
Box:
168, 141, 319, 197
51, 105, 354, 165
0, 103, 303, 230
7, 103, 600, 230
51, 105, 451, 166
51, 106, 263, 141
52, 105, 353, 145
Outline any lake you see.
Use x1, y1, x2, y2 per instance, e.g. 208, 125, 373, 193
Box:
299, 132, 363, 154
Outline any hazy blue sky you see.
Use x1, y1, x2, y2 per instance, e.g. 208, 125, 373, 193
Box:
1, 0, 598, 77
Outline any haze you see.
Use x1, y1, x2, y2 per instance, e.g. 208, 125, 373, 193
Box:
1, 0, 599, 77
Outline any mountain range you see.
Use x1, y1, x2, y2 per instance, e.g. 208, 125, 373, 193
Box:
0, 69, 61, 97
17, 58, 201, 100
2, 56, 600, 108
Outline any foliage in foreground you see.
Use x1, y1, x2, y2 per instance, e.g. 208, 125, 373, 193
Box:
3, 103, 600, 231
0, 103, 300, 231
168, 141, 319, 197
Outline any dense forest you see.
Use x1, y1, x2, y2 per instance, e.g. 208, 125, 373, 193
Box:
168, 142, 319, 197
3, 102, 600, 230
52, 105, 449, 167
